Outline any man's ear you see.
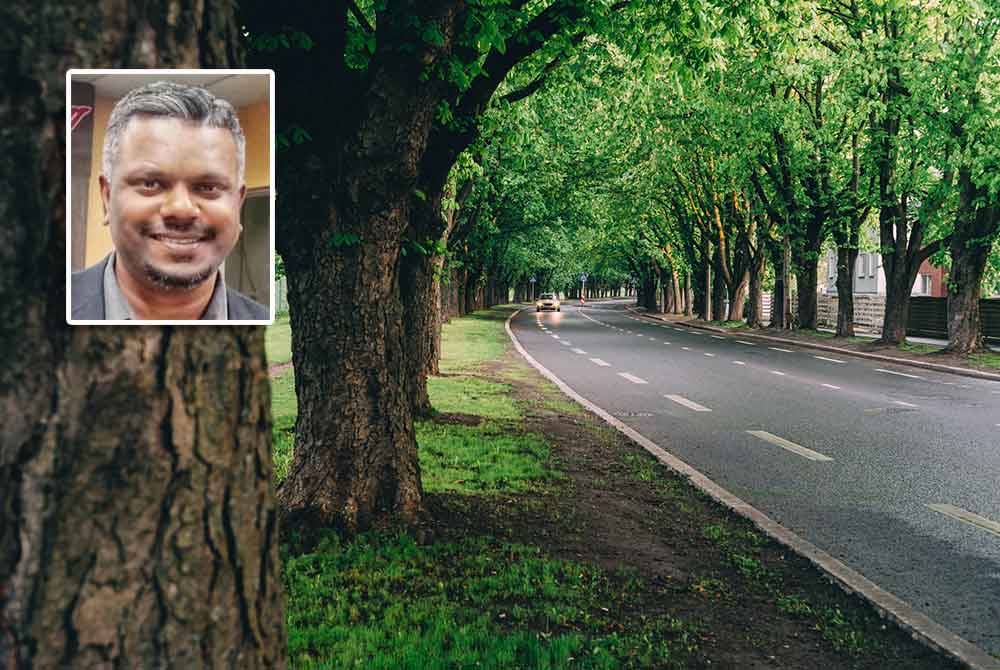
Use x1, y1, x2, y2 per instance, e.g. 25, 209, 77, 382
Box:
98, 175, 111, 225
237, 184, 246, 232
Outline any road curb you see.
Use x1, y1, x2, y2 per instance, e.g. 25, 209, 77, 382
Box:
507, 308, 999, 670
628, 308, 1000, 383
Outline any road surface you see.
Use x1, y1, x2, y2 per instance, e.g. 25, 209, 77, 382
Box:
511, 299, 1000, 655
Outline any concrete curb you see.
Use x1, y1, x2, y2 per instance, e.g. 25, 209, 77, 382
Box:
628, 308, 1000, 384
507, 308, 999, 670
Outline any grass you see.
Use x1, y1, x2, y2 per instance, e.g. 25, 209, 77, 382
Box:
267, 313, 293, 366
439, 310, 512, 373
283, 531, 701, 669
426, 375, 521, 420
898, 341, 942, 354
417, 421, 557, 495
277, 306, 704, 667
705, 319, 745, 329
272, 369, 297, 484
969, 351, 1000, 368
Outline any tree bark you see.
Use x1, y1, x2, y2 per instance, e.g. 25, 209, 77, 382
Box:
1, 2, 286, 667
945, 174, 999, 354
746, 252, 766, 328
712, 250, 727, 322
275, 3, 472, 531
835, 247, 859, 337
795, 263, 819, 330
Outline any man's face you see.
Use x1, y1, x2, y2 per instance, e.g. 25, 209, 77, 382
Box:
100, 116, 245, 291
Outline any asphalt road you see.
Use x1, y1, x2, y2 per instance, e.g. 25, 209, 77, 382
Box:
511, 299, 1000, 655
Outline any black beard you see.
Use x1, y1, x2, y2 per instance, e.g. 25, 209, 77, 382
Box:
143, 262, 217, 290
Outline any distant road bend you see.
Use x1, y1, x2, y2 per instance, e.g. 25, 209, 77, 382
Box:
511, 298, 1000, 656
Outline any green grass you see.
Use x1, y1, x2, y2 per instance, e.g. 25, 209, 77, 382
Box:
427, 375, 521, 420
267, 313, 293, 366
898, 341, 942, 354
705, 319, 745, 329
969, 351, 1000, 368
439, 309, 512, 373
417, 421, 557, 495
283, 531, 701, 669
272, 369, 297, 484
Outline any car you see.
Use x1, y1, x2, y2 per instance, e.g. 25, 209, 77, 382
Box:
536, 293, 561, 312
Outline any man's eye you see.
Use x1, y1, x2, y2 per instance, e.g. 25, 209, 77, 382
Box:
141, 179, 162, 190
196, 183, 221, 193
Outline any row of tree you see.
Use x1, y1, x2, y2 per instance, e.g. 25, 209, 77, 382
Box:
470, 0, 1000, 357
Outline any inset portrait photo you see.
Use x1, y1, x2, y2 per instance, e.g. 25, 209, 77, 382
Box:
66, 69, 275, 324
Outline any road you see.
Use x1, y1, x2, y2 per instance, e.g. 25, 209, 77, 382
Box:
511, 299, 1000, 656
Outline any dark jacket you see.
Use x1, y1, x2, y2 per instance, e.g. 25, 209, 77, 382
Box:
71, 254, 268, 320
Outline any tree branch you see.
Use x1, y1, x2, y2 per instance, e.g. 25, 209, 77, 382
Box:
347, 0, 373, 33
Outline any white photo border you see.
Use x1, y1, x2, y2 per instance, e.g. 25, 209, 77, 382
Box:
65, 68, 276, 326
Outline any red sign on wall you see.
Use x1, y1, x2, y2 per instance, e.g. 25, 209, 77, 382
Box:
71, 105, 93, 131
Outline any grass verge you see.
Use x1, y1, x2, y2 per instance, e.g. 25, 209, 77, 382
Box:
267, 313, 292, 366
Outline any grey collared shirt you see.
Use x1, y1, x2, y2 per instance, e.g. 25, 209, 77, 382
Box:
103, 251, 228, 320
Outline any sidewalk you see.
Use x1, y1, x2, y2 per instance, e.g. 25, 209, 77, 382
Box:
631, 309, 1000, 383
814, 326, 1000, 353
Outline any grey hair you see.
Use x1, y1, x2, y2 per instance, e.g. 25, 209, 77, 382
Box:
101, 80, 245, 183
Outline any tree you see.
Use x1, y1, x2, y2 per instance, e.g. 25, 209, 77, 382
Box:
1, 2, 286, 667
242, 0, 645, 532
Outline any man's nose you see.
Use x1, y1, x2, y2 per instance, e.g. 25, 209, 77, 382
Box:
160, 184, 199, 222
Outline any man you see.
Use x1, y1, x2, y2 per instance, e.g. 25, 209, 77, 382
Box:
72, 81, 267, 321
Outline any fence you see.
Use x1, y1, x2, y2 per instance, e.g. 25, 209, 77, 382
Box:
815, 294, 1000, 343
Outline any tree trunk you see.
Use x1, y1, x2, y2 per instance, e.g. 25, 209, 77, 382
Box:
835, 247, 859, 337
683, 273, 693, 316
746, 252, 765, 328
280, 239, 423, 532
795, 263, 819, 330
400, 247, 445, 418
712, 251, 727, 322
2, 3, 286, 668
671, 271, 682, 314
726, 269, 749, 321
945, 178, 998, 353
702, 242, 713, 321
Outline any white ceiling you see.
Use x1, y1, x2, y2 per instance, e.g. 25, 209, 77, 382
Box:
72, 72, 269, 108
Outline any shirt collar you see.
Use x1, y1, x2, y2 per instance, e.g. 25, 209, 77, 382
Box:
103, 251, 228, 320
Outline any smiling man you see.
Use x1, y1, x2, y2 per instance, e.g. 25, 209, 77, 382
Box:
71, 81, 267, 321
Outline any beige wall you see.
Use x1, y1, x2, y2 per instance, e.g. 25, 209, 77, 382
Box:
83, 95, 271, 267
84, 95, 115, 266
238, 99, 270, 191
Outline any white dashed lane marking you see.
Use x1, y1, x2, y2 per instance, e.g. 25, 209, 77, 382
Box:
928, 504, 1000, 538
711, 335, 726, 340
770, 370, 786, 376
875, 369, 923, 380
813, 356, 845, 364
618, 373, 648, 384
892, 400, 918, 408
704, 353, 716, 357
733, 361, 746, 366
822, 383, 841, 390
746, 430, 833, 462
769, 347, 794, 353
665, 395, 712, 412
682, 347, 692, 351
590, 358, 611, 367
737, 340, 755, 346
571, 348, 587, 355
560, 341, 572, 346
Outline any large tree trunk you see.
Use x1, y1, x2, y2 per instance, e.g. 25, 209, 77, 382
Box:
795, 262, 819, 330
726, 269, 749, 321
746, 252, 766, 328
401, 247, 445, 418
1, 2, 286, 668
835, 247, 859, 337
945, 177, 998, 354
712, 250, 727, 322
276, 3, 471, 531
